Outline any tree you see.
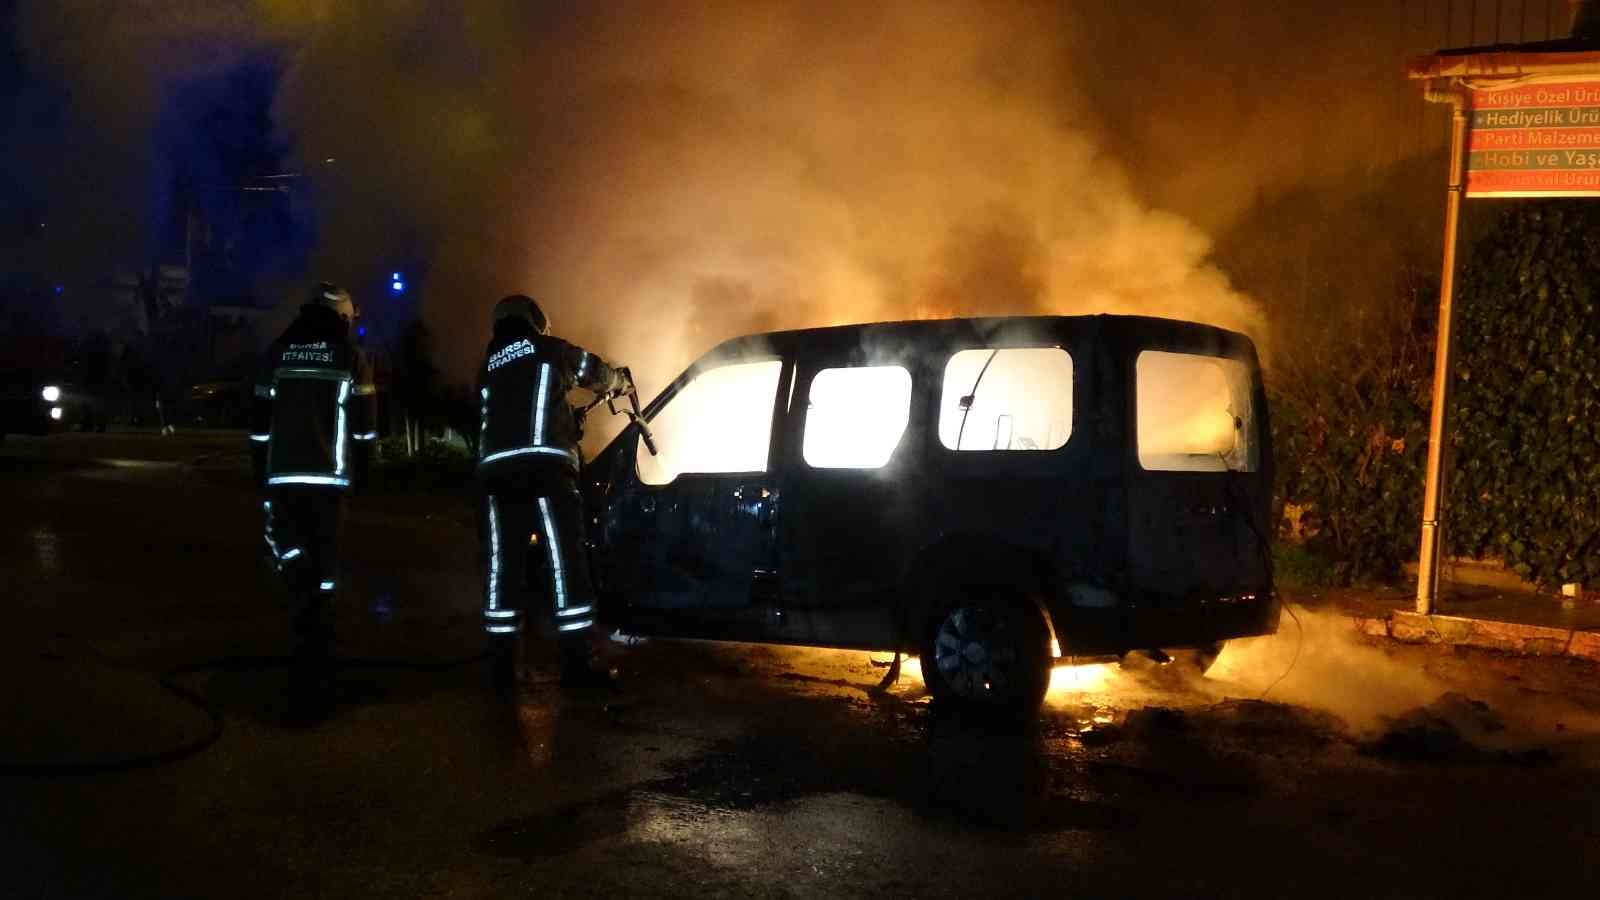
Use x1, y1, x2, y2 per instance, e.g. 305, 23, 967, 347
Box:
392, 319, 440, 457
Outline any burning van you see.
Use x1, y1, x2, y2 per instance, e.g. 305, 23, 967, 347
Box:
583, 315, 1277, 713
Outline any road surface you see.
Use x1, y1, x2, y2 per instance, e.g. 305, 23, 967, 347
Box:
3, 432, 1599, 898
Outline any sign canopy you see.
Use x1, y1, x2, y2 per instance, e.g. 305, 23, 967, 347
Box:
1409, 48, 1600, 198
1404, 39, 1600, 614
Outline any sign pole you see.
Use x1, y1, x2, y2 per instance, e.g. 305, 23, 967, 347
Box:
1416, 84, 1469, 616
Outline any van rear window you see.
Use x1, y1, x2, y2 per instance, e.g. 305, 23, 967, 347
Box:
939, 348, 1073, 452
1136, 351, 1257, 472
637, 360, 783, 485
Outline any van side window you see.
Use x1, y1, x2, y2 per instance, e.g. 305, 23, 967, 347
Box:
637, 360, 783, 485
1136, 350, 1257, 472
802, 365, 912, 469
939, 348, 1074, 452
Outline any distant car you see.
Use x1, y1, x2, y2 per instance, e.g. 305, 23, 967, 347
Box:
0, 370, 107, 440
185, 380, 250, 428
582, 315, 1277, 715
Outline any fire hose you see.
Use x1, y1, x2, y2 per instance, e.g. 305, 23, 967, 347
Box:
0, 648, 489, 776
8, 376, 654, 776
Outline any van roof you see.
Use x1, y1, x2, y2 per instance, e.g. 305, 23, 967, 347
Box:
702, 314, 1259, 361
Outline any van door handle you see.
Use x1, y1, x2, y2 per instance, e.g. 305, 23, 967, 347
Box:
732, 485, 776, 525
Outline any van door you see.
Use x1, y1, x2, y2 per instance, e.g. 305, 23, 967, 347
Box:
773, 350, 924, 649
590, 357, 789, 629
1125, 347, 1268, 602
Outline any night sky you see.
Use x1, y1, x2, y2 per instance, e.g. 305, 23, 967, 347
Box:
0, 2, 1554, 388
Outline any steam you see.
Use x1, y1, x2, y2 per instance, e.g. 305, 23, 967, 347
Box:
1208, 607, 1448, 730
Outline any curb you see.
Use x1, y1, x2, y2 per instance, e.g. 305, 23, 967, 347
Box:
1353, 610, 1600, 662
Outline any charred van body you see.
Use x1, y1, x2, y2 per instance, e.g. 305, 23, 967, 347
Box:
583, 315, 1277, 713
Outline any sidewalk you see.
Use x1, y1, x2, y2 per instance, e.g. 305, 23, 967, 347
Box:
1298, 582, 1600, 662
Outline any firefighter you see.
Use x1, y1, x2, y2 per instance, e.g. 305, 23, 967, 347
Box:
476, 294, 629, 693
249, 282, 378, 715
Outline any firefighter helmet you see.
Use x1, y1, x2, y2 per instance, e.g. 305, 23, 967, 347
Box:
493, 295, 549, 335
309, 282, 357, 321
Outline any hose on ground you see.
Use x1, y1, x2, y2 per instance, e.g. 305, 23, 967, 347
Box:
0, 649, 489, 777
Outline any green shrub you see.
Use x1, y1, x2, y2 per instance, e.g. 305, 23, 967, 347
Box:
1272, 201, 1600, 589
370, 435, 475, 493
1270, 267, 1436, 583
1449, 202, 1600, 588
1272, 542, 1338, 588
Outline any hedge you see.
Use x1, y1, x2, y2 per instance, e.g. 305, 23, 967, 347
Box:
1274, 201, 1600, 588
1449, 202, 1600, 587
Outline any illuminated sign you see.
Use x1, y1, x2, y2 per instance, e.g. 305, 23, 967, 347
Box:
1468, 81, 1600, 197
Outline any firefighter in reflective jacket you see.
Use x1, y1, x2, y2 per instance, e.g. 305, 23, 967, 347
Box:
477, 294, 627, 692
249, 283, 378, 709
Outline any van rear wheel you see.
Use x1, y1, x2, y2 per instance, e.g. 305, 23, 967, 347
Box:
921, 593, 1050, 716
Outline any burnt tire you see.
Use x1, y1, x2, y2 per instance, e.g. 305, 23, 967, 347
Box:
920, 591, 1051, 717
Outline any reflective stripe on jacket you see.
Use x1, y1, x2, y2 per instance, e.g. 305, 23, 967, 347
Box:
251, 306, 377, 489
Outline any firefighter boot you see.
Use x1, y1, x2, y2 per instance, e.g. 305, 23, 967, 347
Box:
489, 632, 523, 698
559, 634, 617, 691
289, 595, 335, 722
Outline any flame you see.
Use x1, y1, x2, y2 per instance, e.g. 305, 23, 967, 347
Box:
1047, 663, 1115, 697
898, 654, 1116, 700
1136, 350, 1253, 469
635, 360, 785, 484
801, 366, 913, 468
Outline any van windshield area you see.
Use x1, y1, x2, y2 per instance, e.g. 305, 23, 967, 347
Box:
1136, 350, 1257, 473
636, 360, 783, 485
939, 348, 1074, 452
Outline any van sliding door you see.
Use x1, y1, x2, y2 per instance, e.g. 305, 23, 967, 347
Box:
774, 350, 924, 649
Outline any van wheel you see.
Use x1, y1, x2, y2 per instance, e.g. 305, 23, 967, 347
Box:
921, 593, 1050, 715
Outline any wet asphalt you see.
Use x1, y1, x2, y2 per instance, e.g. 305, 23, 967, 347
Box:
3, 432, 1600, 899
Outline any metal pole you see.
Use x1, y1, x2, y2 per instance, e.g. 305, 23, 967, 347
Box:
1417, 84, 1469, 615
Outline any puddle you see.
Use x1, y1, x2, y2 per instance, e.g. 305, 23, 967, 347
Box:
475, 792, 633, 859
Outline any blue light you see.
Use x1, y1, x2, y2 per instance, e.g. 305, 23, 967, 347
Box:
357, 325, 368, 338
391, 272, 401, 281
391, 280, 405, 294
53, 285, 63, 295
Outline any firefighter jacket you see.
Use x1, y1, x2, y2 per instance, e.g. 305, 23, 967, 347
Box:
249, 305, 378, 490
477, 325, 621, 482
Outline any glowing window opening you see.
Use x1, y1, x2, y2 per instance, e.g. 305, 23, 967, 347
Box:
802, 365, 912, 470
637, 360, 784, 486
939, 348, 1073, 452
1136, 350, 1257, 473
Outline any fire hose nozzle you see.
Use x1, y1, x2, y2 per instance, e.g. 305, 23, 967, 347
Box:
593, 367, 658, 457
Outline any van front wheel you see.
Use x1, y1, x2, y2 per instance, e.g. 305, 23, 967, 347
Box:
921, 594, 1050, 715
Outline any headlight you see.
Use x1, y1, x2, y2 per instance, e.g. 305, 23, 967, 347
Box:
41, 385, 61, 402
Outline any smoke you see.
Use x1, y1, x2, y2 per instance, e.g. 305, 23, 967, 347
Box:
1207, 607, 1448, 731
351, 0, 1274, 393
14, 1, 1487, 395
15, 0, 1287, 393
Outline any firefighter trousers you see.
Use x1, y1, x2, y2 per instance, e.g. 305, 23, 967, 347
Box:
262, 486, 344, 628
480, 478, 597, 641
